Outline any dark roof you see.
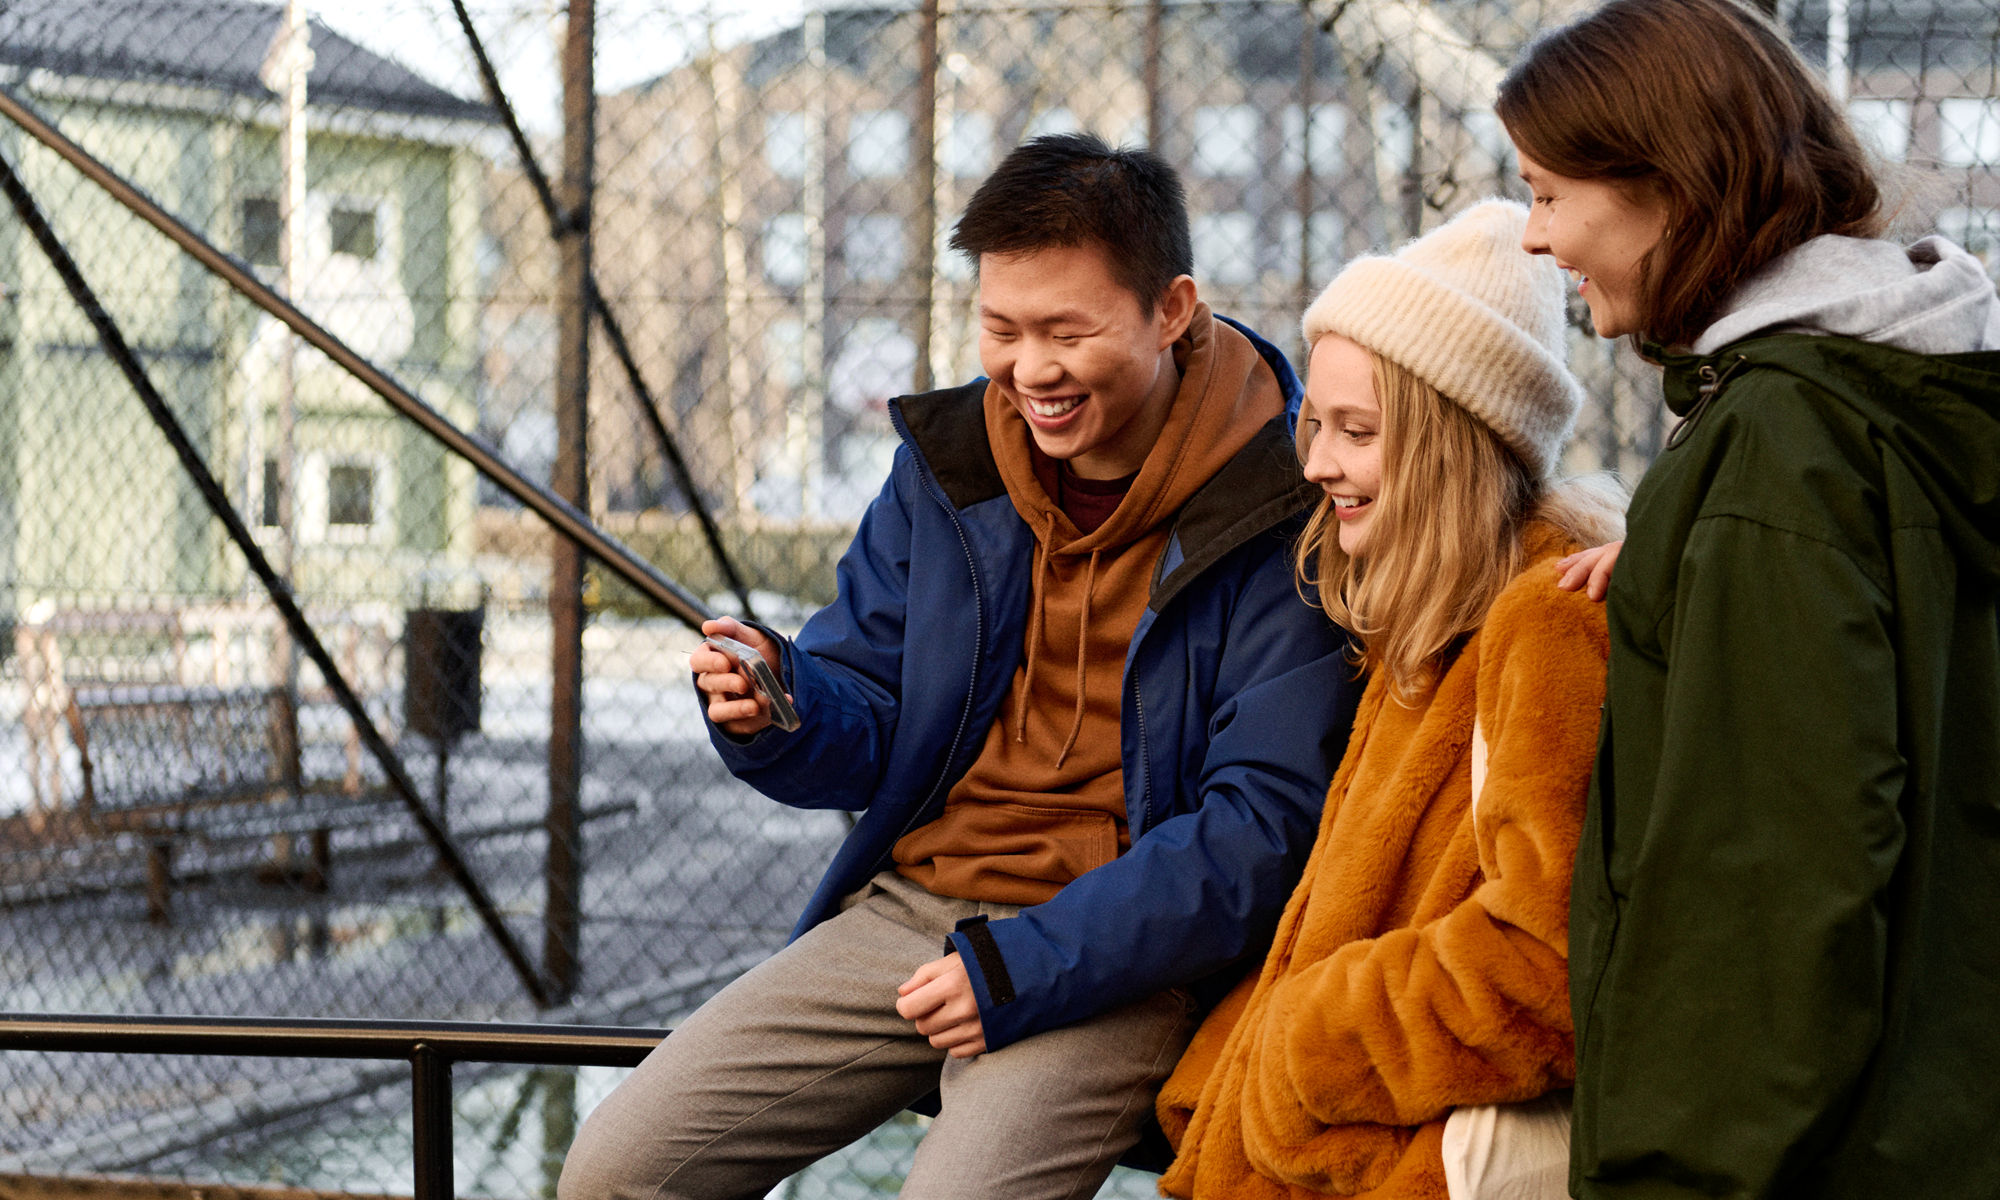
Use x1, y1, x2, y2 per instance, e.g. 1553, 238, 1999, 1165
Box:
712, 1, 1331, 92
0, 0, 495, 123
740, 7, 910, 92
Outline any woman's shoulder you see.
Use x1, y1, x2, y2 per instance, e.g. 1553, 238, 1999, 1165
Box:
1482, 526, 1611, 660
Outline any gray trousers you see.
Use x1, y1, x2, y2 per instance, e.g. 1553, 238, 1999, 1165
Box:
557, 870, 1197, 1200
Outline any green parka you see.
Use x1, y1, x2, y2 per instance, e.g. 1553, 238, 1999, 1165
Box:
1570, 328, 2000, 1198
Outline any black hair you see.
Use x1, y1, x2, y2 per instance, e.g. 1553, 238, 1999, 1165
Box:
949, 132, 1193, 315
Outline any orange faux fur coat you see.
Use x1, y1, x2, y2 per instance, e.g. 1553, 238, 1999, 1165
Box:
1157, 527, 1608, 1199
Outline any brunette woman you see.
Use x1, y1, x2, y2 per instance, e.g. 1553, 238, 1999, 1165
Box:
1157, 199, 1625, 1200
1497, 1, 2000, 1195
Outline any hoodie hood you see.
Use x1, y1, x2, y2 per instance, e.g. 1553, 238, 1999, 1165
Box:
984, 302, 1285, 555
1692, 234, 2000, 357
888, 306, 1294, 906
976, 302, 1288, 767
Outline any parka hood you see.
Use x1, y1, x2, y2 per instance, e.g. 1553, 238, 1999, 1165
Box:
1668, 335, 2000, 588
1691, 234, 2000, 357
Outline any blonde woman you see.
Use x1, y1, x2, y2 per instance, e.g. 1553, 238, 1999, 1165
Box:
1158, 199, 1624, 1200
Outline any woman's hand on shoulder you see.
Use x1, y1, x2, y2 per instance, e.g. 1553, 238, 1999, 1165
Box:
1555, 540, 1623, 602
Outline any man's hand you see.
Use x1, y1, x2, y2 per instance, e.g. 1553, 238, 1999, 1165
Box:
1555, 540, 1624, 602
690, 617, 790, 736
896, 953, 987, 1058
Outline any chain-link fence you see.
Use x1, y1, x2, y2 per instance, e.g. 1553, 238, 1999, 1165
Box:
0, 0, 1994, 1196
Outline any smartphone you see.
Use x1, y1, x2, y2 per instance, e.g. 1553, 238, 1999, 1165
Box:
702, 634, 802, 732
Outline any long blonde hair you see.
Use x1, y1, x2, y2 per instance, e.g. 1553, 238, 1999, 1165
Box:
1295, 352, 1625, 697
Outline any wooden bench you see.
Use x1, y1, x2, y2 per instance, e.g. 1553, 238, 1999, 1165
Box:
37, 683, 384, 923
7, 605, 402, 922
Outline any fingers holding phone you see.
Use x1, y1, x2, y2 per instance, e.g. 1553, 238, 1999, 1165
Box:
692, 618, 798, 735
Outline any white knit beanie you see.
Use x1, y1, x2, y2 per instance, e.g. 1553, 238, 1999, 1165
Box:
1301, 199, 1583, 479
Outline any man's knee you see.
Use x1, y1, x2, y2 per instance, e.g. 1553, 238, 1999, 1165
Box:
553, 1038, 719, 1200
554, 1102, 646, 1200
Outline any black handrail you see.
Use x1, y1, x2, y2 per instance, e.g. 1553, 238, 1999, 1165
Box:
0, 1013, 669, 1200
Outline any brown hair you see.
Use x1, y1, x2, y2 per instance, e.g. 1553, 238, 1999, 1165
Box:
1495, 0, 1884, 348
1295, 353, 1625, 698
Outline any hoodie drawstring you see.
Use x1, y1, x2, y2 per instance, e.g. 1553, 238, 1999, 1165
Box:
1054, 548, 1099, 768
1014, 511, 1057, 744
1014, 513, 1101, 769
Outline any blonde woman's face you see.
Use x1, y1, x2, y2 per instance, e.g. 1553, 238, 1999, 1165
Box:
1300, 334, 1383, 559
1515, 149, 1670, 339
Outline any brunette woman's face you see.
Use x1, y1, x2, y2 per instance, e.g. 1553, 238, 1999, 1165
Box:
1515, 150, 1670, 339
1299, 334, 1383, 559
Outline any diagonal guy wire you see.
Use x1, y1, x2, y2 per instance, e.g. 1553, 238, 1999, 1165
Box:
0, 143, 555, 1010
451, 0, 760, 622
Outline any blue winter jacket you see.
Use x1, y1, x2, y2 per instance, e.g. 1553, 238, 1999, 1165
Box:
709, 323, 1360, 1051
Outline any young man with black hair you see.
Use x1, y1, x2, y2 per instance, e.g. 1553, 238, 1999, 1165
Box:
560, 133, 1358, 1200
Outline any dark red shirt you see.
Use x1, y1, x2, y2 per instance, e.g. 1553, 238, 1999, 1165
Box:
1030, 446, 1136, 534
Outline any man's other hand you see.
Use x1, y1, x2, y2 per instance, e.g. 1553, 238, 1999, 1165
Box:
896, 953, 988, 1058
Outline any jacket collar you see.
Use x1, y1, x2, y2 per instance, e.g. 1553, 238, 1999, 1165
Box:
893, 383, 1315, 609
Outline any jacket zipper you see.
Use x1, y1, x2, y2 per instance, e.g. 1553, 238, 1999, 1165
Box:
1130, 672, 1156, 834
879, 405, 986, 863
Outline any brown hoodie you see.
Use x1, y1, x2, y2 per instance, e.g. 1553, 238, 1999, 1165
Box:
893, 305, 1285, 906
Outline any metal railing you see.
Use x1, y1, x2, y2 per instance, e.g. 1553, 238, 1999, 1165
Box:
0, 1014, 669, 1200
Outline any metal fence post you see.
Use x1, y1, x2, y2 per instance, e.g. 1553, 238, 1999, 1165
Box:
411, 1042, 453, 1200
545, 0, 596, 1005
913, 0, 941, 395
1144, 0, 1165, 149
1297, 0, 1319, 316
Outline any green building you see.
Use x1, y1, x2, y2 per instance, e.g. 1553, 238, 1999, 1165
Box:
0, 0, 496, 611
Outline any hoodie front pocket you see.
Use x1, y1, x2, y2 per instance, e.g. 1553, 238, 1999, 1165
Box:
892, 800, 1122, 904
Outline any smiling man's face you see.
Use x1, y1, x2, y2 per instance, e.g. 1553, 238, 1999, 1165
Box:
976, 241, 1192, 479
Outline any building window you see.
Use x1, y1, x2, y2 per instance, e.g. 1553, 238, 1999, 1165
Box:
1282, 104, 1346, 177
1374, 104, 1416, 177
260, 457, 282, 527
1849, 98, 1911, 162
1938, 206, 2000, 278
830, 318, 916, 414
764, 317, 808, 389
1277, 210, 1346, 284
763, 213, 809, 286
327, 463, 376, 528
303, 452, 391, 544
849, 110, 910, 179
765, 112, 809, 180
1023, 107, 1078, 141
941, 111, 994, 178
330, 205, 379, 260
1939, 98, 2000, 167
1460, 109, 1512, 174
243, 197, 280, 266
937, 219, 973, 283
846, 215, 905, 284
1191, 212, 1258, 285
1193, 105, 1259, 177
